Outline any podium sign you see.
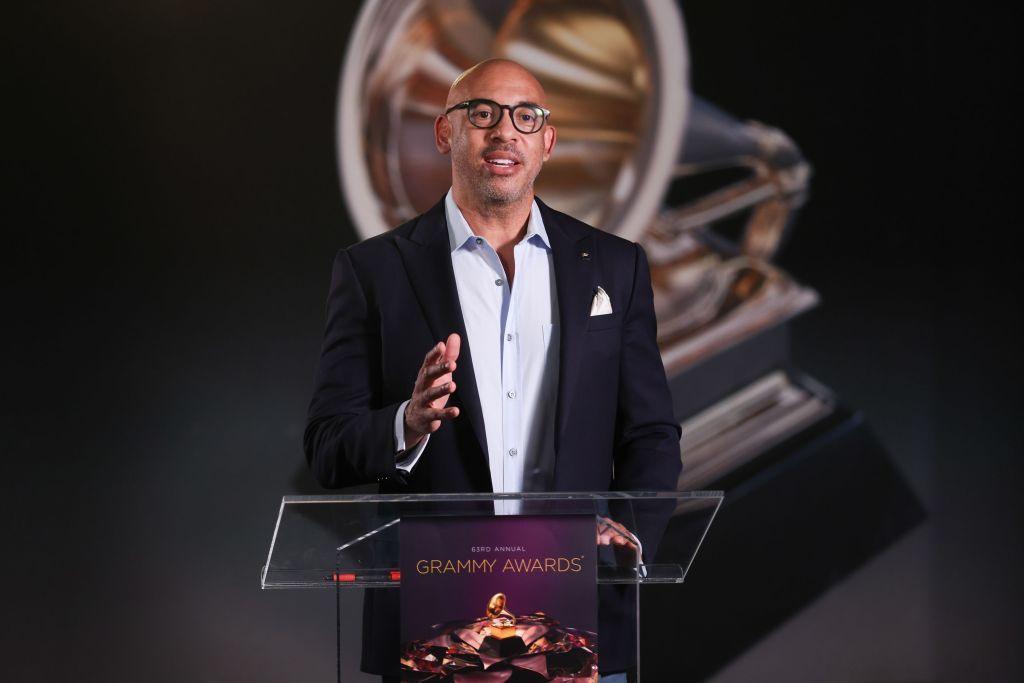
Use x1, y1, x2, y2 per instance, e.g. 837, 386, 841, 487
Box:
400, 514, 599, 680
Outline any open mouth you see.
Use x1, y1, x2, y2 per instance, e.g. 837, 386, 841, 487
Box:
483, 152, 521, 171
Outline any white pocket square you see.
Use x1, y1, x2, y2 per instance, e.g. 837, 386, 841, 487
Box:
590, 286, 613, 316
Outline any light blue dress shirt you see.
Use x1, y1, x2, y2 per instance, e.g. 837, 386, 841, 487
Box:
394, 189, 560, 506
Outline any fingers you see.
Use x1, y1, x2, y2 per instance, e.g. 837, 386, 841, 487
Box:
422, 359, 456, 384
598, 531, 637, 550
423, 406, 459, 421
419, 342, 444, 374
595, 517, 638, 550
423, 382, 456, 403
444, 333, 461, 362
418, 337, 460, 388
415, 360, 456, 399
423, 341, 445, 365
411, 406, 459, 432
597, 527, 633, 545
406, 391, 459, 434
422, 336, 458, 367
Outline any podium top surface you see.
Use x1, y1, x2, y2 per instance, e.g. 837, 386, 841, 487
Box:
261, 490, 723, 589
279, 490, 722, 503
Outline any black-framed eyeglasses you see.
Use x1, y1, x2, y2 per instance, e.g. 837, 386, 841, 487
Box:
444, 98, 551, 134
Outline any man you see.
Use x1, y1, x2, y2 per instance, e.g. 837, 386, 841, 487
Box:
305, 59, 681, 682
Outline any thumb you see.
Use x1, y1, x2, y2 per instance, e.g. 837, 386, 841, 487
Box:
445, 332, 461, 362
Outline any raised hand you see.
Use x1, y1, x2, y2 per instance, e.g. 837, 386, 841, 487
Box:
403, 333, 461, 449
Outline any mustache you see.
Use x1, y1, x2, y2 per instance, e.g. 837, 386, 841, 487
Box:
481, 146, 524, 162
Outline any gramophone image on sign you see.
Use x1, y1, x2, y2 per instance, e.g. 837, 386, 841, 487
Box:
334, 1, 924, 679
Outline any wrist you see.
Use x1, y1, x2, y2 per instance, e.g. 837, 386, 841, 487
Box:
403, 404, 425, 449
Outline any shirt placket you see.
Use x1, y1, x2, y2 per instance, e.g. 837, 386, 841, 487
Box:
500, 240, 528, 496
474, 238, 517, 495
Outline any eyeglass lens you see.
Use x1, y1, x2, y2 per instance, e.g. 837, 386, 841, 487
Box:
467, 101, 545, 134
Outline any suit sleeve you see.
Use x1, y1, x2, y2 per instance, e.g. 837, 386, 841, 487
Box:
610, 243, 682, 561
612, 242, 682, 491
303, 248, 408, 488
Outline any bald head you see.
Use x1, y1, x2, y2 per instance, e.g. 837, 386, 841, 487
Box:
445, 59, 548, 110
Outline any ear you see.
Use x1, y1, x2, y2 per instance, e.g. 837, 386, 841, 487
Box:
541, 124, 557, 162
434, 115, 452, 155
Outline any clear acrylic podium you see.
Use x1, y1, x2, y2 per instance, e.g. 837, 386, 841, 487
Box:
261, 491, 722, 681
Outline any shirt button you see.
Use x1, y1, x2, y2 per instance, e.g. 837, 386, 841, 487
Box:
509, 448, 518, 457
475, 237, 483, 245
495, 278, 503, 287
507, 390, 516, 399
506, 334, 513, 341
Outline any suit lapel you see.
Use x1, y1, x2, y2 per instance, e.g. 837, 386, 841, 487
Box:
394, 199, 491, 466
537, 198, 594, 456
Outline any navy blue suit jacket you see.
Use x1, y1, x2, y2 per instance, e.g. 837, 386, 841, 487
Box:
304, 195, 681, 674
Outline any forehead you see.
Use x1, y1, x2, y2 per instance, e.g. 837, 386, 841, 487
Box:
454, 66, 546, 106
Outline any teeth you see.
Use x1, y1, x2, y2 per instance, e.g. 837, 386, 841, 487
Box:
488, 159, 514, 166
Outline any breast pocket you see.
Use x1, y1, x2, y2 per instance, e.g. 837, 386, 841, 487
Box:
586, 313, 620, 331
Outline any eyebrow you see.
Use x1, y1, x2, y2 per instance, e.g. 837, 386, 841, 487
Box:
468, 98, 544, 108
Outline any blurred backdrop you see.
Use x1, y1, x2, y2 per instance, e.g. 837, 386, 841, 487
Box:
4, 1, 1021, 681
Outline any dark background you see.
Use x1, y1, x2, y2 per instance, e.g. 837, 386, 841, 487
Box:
5, 2, 1020, 680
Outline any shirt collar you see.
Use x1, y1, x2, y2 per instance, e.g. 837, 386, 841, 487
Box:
444, 188, 551, 253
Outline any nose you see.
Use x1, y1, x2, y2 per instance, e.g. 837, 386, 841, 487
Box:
487, 107, 520, 142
